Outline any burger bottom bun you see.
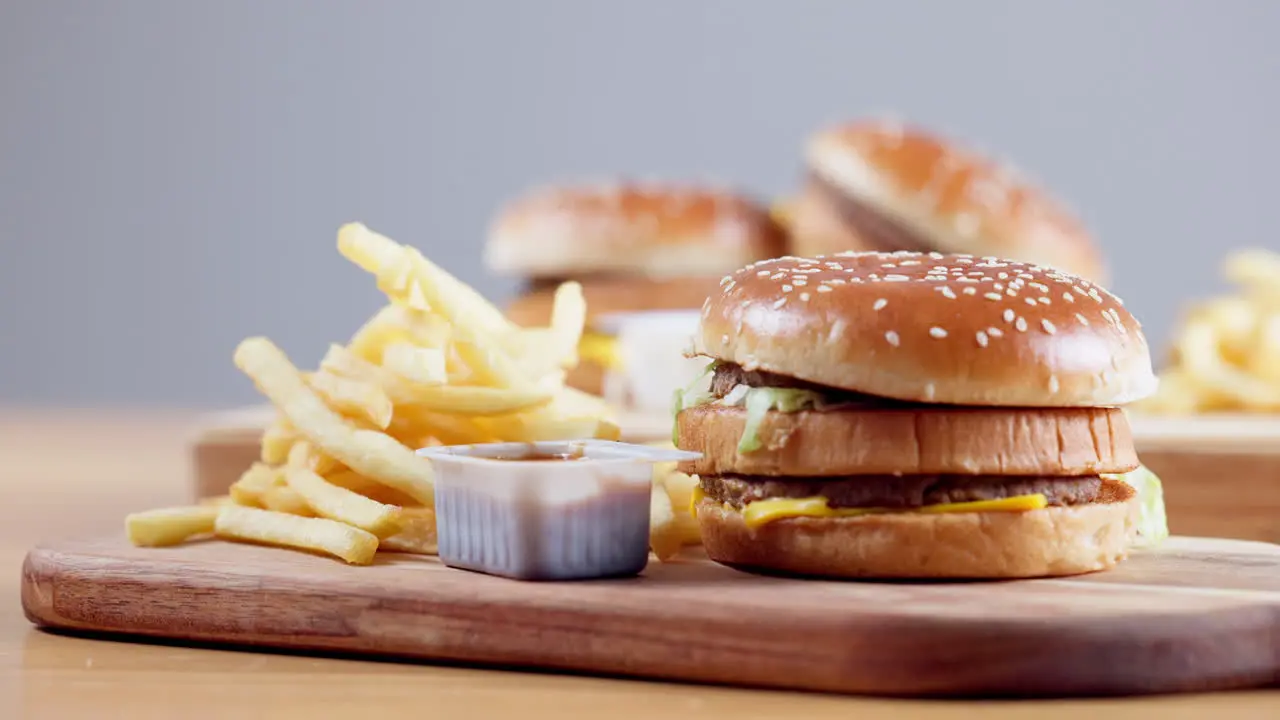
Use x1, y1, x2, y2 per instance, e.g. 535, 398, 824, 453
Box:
696, 478, 1139, 579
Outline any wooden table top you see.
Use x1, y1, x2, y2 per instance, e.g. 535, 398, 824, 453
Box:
2, 410, 1276, 719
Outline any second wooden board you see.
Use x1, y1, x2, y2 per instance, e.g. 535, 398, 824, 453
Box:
22, 535, 1280, 698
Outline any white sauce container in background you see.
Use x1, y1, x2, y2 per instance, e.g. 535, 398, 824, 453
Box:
596, 310, 708, 414
418, 440, 701, 581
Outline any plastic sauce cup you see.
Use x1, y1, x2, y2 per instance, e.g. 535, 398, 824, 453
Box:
417, 440, 702, 581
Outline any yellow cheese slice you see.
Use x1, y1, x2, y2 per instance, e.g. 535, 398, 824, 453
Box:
740, 493, 1048, 531
689, 486, 704, 517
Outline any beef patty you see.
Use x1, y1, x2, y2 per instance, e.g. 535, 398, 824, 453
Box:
701, 473, 1102, 509
710, 362, 922, 408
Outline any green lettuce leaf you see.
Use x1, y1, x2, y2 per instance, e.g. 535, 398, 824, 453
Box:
733, 387, 822, 453
670, 361, 719, 444
1105, 465, 1169, 548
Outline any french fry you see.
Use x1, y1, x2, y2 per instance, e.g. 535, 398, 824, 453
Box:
348, 304, 452, 362
378, 507, 438, 555
230, 462, 280, 507
549, 281, 587, 367
215, 505, 379, 565
338, 223, 511, 336
648, 483, 683, 561
381, 342, 447, 386
306, 370, 394, 430
325, 469, 422, 507
388, 410, 491, 447
261, 484, 316, 516
286, 439, 339, 475
233, 337, 434, 505
339, 225, 530, 389
260, 417, 298, 465
126, 506, 220, 547
284, 466, 403, 538
397, 384, 553, 416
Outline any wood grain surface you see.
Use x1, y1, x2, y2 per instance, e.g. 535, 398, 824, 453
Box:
21, 534, 1280, 698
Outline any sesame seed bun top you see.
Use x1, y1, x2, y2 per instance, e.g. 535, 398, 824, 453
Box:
484, 183, 787, 278
800, 120, 1106, 284
693, 251, 1156, 407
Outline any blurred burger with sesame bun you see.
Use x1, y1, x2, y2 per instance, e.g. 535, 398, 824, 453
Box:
486, 183, 787, 400
673, 250, 1168, 579
788, 120, 1108, 284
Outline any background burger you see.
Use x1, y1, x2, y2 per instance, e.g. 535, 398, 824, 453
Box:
784, 120, 1108, 284
674, 250, 1165, 579
486, 183, 787, 397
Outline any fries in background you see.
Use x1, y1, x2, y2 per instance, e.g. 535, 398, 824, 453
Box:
1138, 248, 1280, 414
126, 222, 619, 565
647, 442, 704, 559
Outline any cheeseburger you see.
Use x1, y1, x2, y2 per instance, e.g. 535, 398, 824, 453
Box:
674, 250, 1162, 579
788, 120, 1107, 284
486, 184, 787, 395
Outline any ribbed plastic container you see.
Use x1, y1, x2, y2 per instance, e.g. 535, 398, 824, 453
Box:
418, 440, 702, 581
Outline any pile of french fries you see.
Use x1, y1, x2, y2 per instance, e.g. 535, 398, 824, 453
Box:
1137, 248, 1280, 414
127, 222, 701, 564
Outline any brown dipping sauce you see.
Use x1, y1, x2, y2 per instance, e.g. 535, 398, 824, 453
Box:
490, 448, 588, 462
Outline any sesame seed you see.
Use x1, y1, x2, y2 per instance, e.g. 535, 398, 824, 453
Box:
929, 327, 948, 338
719, 276, 732, 286
1025, 298, 1037, 306
794, 278, 808, 286
1041, 319, 1057, 334
988, 327, 1003, 337
721, 334, 729, 344
830, 278, 847, 286
957, 277, 978, 284
885, 331, 900, 347
984, 292, 1002, 301
963, 287, 977, 295
997, 272, 1009, 279
885, 274, 909, 282
771, 272, 786, 280
993, 283, 1004, 291
1006, 289, 1017, 297
1076, 313, 1089, 326
939, 286, 957, 299
771, 297, 787, 309
873, 298, 888, 311
976, 331, 989, 347
799, 292, 811, 301
782, 284, 794, 292
899, 260, 921, 266
1037, 297, 1051, 305
1048, 376, 1061, 393
756, 270, 770, 277
1029, 282, 1049, 293
816, 284, 833, 293
1003, 309, 1015, 322
1063, 292, 1075, 303
1015, 316, 1028, 332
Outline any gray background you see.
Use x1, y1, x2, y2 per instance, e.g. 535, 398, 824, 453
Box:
2, 1, 1277, 407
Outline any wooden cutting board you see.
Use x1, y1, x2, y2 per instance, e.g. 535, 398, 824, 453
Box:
21, 534, 1280, 697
